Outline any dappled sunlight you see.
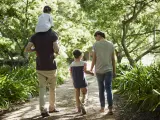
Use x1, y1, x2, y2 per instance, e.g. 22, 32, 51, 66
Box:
68, 87, 75, 90
2, 105, 40, 120
1, 75, 116, 120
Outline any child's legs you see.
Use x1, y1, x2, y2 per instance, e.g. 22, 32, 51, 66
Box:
80, 87, 88, 103
75, 88, 81, 108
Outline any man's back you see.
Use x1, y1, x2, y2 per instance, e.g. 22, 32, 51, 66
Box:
30, 30, 58, 70
93, 40, 114, 74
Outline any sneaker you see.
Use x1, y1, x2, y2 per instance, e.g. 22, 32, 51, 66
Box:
81, 104, 86, 114
41, 112, 49, 118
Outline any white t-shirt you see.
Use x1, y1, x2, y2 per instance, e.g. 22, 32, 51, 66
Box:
35, 13, 53, 33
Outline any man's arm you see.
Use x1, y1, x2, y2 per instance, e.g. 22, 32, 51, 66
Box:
53, 41, 59, 54
112, 51, 116, 78
24, 42, 35, 52
90, 51, 96, 72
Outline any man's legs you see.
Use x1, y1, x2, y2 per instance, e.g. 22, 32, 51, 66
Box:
104, 71, 113, 114
47, 70, 57, 112
37, 71, 47, 114
96, 73, 105, 112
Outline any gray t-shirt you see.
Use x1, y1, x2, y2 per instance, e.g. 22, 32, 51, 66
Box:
93, 40, 114, 74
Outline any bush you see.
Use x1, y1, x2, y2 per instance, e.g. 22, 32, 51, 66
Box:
0, 66, 38, 109
114, 64, 160, 112
0, 55, 69, 109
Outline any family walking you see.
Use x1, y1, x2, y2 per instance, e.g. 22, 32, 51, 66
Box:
25, 6, 116, 118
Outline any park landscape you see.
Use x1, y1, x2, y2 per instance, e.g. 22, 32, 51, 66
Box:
0, 0, 160, 119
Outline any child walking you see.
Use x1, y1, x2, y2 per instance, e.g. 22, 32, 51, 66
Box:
70, 50, 94, 114
35, 6, 53, 33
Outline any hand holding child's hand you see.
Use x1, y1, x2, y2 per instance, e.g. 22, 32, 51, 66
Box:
90, 71, 94, 76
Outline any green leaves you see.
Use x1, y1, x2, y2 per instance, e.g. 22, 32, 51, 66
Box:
79, 0, 160, 66
114, 64, 160, 112
0, 66, 38, 109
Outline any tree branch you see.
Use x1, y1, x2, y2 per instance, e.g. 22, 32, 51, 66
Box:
135, 45, 160, 62
123, 0, 155, 25
128, 34, 151, 53
127, 30, 160, 37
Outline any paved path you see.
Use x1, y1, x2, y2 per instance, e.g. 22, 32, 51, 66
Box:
1, 75, 116, 120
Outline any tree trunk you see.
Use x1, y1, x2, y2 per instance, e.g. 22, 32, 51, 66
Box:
115, 49, 123, 63
121, 22, 135, 67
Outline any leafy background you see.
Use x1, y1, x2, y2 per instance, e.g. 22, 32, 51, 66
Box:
0, 0, 160, 116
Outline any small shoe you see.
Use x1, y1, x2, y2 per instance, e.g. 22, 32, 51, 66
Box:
41, 112, 50, 118
81, 104, 86, 114
49, 109, 60, 113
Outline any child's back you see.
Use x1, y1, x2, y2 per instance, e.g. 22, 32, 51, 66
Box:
35, 6, 53, 33
70, 61, 87, 88
70, 50, 94, 114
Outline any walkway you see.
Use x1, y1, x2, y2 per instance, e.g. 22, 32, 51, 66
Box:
1, 75, 116, 120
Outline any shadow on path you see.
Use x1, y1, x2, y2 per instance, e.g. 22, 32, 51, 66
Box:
1, 75, 116, 120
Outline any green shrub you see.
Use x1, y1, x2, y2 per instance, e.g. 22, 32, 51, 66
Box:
114, 64, 160, 112
0, 56, 69, 109
0, 66, 38, 109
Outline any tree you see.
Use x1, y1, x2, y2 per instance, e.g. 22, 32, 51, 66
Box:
0, 0, 93, 66
79, 0, 160, 66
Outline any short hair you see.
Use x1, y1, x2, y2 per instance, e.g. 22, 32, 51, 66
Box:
43, 6, 52, 13
73, 50, 82, 59
94, 31, 105, 38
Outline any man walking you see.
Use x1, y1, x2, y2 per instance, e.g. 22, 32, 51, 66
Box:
90, 31, 116, 115
25, 30, 59, 118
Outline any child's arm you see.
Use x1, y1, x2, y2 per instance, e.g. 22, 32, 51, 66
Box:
69, 67, 74, 85
84, 62, 94, 76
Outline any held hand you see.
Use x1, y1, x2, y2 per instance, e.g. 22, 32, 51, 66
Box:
90, 68, 94, 73
90, 71, 94, 76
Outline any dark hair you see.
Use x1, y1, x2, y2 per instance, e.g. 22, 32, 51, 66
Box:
43, 6, 52, 13
73, 50, 82, 59
94, 31, 105, 38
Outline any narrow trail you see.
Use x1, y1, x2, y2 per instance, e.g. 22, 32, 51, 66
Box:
1, 75, 117, 120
